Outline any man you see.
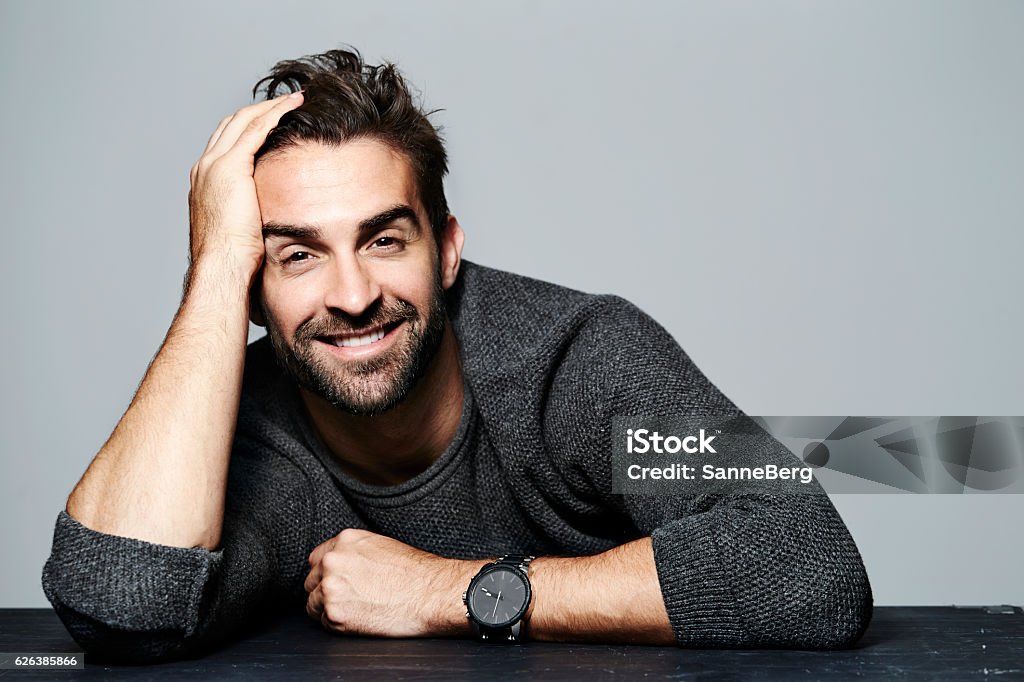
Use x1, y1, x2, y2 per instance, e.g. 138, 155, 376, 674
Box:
43, 48, 872, 661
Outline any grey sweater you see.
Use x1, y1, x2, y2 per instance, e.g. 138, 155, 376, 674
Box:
42, 260, 872, 661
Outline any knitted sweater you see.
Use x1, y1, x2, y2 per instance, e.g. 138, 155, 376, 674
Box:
42, 260, 872, 661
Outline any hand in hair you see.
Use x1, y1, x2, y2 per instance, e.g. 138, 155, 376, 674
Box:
187, 92, 305, 283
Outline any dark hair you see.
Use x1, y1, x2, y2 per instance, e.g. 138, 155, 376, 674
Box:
252, 48, 450, 240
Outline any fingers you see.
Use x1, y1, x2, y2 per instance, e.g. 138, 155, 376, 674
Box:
306, 584, 324, 621
209, 91, 304, 160
308, 535, 338, 568
203, 115, 233, 154
304, 561, 323, 594
192, 93, 299, 184
202, 95, 284, 156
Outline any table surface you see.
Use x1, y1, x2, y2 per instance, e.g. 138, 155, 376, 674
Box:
1, 606, 1022, 680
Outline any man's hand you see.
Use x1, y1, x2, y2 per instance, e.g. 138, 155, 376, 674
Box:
187, 91, 304, 281
304, 529, 485, 638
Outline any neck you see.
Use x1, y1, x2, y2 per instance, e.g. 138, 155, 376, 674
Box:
298, 321, 465, 487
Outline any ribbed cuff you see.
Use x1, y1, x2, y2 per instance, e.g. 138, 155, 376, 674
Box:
651, 520, 748, 647
42, 511, 222, 636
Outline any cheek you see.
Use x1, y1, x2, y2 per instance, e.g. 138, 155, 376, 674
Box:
392, 281, 437, 317
261, 276, 319, 331
378, 258, 440, 304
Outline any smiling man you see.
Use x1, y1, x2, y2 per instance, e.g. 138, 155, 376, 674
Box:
42, 49, 872, 661
255, 139, 465, 487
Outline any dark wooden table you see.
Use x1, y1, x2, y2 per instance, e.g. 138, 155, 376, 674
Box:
1, 606, 1022, 680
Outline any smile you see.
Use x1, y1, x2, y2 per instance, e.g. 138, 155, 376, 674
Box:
331, 328, 387, 348
316, 321, 404, 352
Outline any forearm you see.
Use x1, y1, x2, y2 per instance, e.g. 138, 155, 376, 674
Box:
66, 259, 253, 550
426, 538, 674, 644
525, 538, 674, 644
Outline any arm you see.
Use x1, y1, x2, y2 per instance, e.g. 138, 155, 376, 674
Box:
304, 530, 671, 643
65, 92, 304, 550
43, 94, 306, 661
304, 495, 867, 648
541, 296, 874, 648
43, 489, 282, 662
525, 538, 673, 644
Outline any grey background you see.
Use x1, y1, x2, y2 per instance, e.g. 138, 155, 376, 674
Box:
1, 0, 1021, 608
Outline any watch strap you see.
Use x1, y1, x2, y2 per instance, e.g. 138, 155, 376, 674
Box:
496, 554, 534, 572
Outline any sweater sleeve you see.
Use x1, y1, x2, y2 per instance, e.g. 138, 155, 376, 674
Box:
549, 296, 873, 649
40, 440, 309, 662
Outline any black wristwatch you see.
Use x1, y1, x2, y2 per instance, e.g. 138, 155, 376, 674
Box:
463, 554, 535, 642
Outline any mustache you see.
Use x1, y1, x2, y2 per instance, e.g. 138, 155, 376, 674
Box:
295, 299, 419, 340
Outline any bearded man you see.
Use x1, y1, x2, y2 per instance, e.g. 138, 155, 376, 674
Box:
43, 48, 872, 661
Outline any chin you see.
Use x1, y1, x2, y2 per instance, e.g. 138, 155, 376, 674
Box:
314, 372, 414, 416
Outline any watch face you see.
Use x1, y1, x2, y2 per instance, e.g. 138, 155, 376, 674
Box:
467, 566, 530, 628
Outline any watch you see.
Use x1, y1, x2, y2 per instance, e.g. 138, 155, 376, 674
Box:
462, 554, 535, 642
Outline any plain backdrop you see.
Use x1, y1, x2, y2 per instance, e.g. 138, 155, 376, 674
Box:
1, 0, 1022, 608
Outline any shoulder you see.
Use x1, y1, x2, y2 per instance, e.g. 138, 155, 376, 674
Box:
542, 291, 742, 436
446, 260, 610, 374
536, 293, 741, 496
448, 261, 737, 414
448, 262, 676, 384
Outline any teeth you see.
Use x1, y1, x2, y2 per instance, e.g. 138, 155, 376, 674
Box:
334, 328, 386, 348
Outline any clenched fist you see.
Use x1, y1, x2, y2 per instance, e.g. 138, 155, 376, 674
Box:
187, 92, 304, 282
304, 528, 485, 638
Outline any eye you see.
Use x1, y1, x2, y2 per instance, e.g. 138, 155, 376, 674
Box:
284, 251, 312, 264
370, 235, 404, 253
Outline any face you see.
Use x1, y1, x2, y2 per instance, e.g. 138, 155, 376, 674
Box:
254, 139, 462, 416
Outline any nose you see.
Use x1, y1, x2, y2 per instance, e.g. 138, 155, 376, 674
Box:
322, 255, 382, 318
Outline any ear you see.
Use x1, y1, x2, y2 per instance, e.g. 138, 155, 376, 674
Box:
438, 214, 465, 291
249, 275, 266, 327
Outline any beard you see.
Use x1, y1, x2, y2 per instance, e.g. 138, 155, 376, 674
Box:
261, 269, 448, 417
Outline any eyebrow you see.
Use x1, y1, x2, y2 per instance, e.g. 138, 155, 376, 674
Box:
262, 204, 422, 242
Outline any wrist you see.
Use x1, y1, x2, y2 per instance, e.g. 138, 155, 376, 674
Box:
522, 555, 553, 639
183, 255, 256, 307
426, 558, 490, 637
